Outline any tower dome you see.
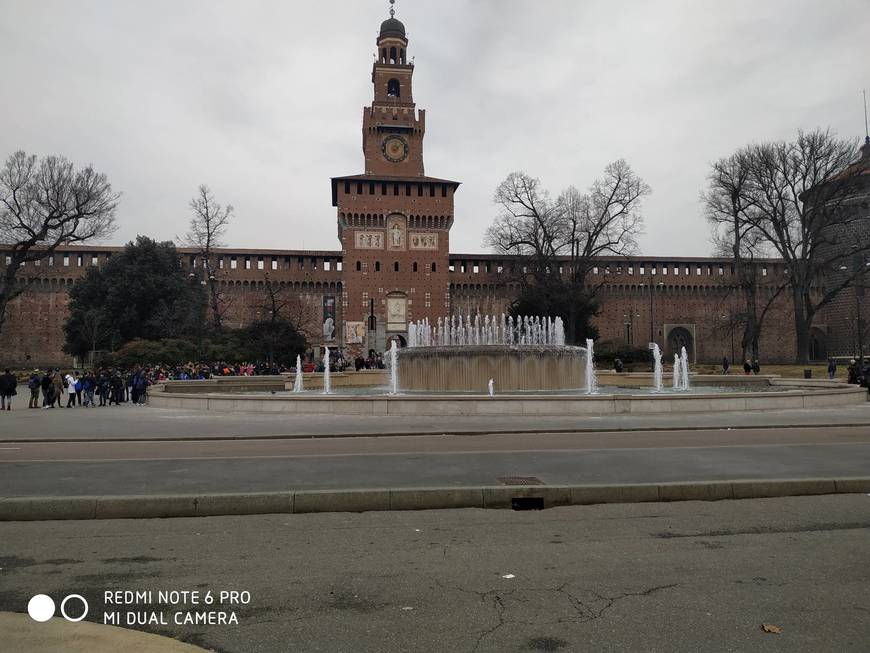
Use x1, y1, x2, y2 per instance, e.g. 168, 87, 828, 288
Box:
379, 17, 406, 40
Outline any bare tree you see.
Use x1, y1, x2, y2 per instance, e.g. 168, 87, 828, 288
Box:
182, 184, 233, 330
737, 130, 866, 363
485, 161, 649, 340
703, 150, 787, 361
258, 272, 319, 337
0, 151, 118, 335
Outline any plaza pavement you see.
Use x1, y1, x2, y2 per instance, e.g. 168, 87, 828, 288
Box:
1, 495, 868, 652
0, 402, 868, 441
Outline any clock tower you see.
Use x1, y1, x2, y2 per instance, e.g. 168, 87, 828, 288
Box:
362, 8, 425, 177
331, 3, 459, 353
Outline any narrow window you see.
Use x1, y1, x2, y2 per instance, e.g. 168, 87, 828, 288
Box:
413, 262, 418, 272
432, 263, 437, 272
356, 261, 361, 271
375, 261, 381, 272
394, 261, 399, 272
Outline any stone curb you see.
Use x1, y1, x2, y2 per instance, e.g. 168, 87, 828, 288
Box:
2, 477, 869, 521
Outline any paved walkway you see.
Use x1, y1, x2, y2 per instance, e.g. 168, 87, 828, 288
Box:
0, 612, 210, 653
0, 403, 868, 442
2, 496, 868, 652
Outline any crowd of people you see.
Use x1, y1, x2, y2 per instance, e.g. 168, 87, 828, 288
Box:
0, 352, 395, 411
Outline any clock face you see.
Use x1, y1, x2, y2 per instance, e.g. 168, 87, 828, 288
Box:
382, 135, 409, 163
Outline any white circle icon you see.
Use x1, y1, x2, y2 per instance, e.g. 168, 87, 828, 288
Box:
27, 594, 55, 622
60, 594, 89, 622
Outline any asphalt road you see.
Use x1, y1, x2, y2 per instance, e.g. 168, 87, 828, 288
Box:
0, 403, 869, 441
2, 426, 870, 497
1, 495, 868, 652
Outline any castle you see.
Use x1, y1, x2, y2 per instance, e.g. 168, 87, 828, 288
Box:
3, 9, 868, 367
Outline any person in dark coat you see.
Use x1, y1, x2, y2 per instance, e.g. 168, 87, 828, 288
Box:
751, 359, 760, 375
27, 371, 41, 409
722, 357, 730, 375
827, 358, 837, 380
0, 369, 17, 410
743, 360, 752, 375
40, 370, 53, 407
847, 359, 859, 385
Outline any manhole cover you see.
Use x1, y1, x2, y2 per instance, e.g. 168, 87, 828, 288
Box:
497, 476, 545, 486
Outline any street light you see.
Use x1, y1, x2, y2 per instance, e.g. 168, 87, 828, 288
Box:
720, 314, 735, 364
648, 277, 665, 343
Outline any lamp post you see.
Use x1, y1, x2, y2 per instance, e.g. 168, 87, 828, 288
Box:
841, 253, 870, 363
721, 314, 735, 364
623, 311, 640, 345
648, 277, 665, 343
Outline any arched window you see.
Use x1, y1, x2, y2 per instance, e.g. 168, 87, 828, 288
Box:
394, 261, 400, 272
387, 79, 401, 97
413, 262, 418, 272
375, 261, 381, 272
431, 262, 437, 272
356, 261, 361, 271
389, 47, 397, 64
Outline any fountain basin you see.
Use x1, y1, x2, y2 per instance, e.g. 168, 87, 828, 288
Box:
398, 345, 587, 392
148, 379, 867, 415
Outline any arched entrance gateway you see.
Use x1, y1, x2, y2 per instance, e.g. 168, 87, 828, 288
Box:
665, 325, 695, 361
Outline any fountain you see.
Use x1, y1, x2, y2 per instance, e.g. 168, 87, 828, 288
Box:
652, 343, 663, 393
680, 346, 690, 390
387, 340, 399, 395
670, 347, 690, 391
322, 347, 331, 395
407, 314, 566, 347
292, 355, 304, 393
399, 314, 587, 392
585, 338, 597, 394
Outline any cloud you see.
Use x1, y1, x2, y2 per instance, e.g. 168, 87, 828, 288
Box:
1, 0, 867, 256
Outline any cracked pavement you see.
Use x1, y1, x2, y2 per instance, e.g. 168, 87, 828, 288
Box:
1, 495, 869, 652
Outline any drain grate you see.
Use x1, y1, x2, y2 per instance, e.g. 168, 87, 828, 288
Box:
497, 476, 545, 486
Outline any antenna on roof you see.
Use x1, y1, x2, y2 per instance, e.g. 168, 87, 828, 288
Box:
864, 89, 869, 143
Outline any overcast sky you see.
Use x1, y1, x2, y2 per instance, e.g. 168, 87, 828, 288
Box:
1, 0, 868, 256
